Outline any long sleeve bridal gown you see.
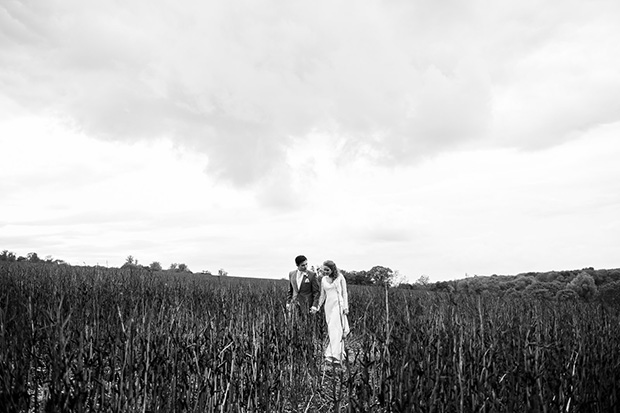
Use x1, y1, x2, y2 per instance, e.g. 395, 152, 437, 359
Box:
317, 274, 350, 363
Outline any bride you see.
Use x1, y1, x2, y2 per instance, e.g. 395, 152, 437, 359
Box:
311, 260, 350, 364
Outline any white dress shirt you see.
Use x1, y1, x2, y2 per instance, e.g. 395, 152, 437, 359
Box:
297, 270, 305, 289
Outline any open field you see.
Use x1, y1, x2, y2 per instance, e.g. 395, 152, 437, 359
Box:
1, 262, 619, 412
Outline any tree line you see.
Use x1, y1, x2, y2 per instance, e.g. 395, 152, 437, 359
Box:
399, 267, 620, 306
3, 249, 618, 304
1, 249, 398, 285
0, 250, 230, 277
0, 250, 65, 264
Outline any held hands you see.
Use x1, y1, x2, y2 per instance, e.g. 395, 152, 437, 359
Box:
310, 306, 318, 314
343, 308, 349, 315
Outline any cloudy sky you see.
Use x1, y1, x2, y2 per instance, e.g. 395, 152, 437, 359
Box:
1, 0, 619, 281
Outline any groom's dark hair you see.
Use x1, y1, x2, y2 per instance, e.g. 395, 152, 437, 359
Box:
295, 255, 307, 266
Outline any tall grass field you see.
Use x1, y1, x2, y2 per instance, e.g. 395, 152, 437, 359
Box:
1, 262, 619, 412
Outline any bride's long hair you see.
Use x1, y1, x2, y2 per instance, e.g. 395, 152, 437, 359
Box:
322, 260, 339, 279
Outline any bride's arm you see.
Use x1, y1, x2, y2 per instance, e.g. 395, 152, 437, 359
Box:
312, 278, 325, 313
340, 274, 349, 313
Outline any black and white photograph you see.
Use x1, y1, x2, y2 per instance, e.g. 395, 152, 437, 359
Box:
1, 0, 619, 411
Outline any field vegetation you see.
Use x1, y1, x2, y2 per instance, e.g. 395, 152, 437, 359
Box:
1, 261, 619, 412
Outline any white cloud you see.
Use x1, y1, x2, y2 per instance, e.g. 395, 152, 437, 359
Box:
2, 0, 618, 189
1, 0, 619, 280
1, 117, 619, 278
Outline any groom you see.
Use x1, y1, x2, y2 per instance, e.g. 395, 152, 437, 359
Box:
287, 255, 320, 317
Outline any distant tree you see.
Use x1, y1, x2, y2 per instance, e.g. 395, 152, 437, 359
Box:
431, 281, 455, 293
149, 261, 162, 271
344, 270, 372, 285
498, 280, 517, 291
367, 266, 395, 287
459, 278, 488, 294
169, 263, 178, 271
545, 281, 564, 297
178, 263, 190, 273
0, 250, 13, 261
201, 270, 213, 275
484, 279, 502, 294
416, 275, 430, 286
581, 267, 595, 276
569, 271, 597, 301
505, 288, 522, 299
556, 288, 578, 301
27, 252, 41, 263
598, 280, 620, 307
536, 271, 559, 283
525, 284, 553, 300
509, 275, 535, 291
399, 274, 430, 290
121, 255, 141, 269
522, 280, 563, 299
218, 268, 228, 277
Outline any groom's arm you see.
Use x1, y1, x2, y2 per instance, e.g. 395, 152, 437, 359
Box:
286, 272, 293, 304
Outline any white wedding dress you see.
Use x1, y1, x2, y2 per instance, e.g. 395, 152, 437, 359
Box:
317, 274, 350, 363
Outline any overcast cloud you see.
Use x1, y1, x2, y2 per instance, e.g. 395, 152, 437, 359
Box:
1, 0, 619, 280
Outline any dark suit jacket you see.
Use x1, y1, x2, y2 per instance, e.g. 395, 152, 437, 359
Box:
287, 269, 320, 313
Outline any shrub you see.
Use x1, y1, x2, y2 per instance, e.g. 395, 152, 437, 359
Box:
598, 280, 620, 308
568, 271, 598, 301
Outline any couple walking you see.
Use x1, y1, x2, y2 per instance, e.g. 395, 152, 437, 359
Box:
286, 255, 350, 364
